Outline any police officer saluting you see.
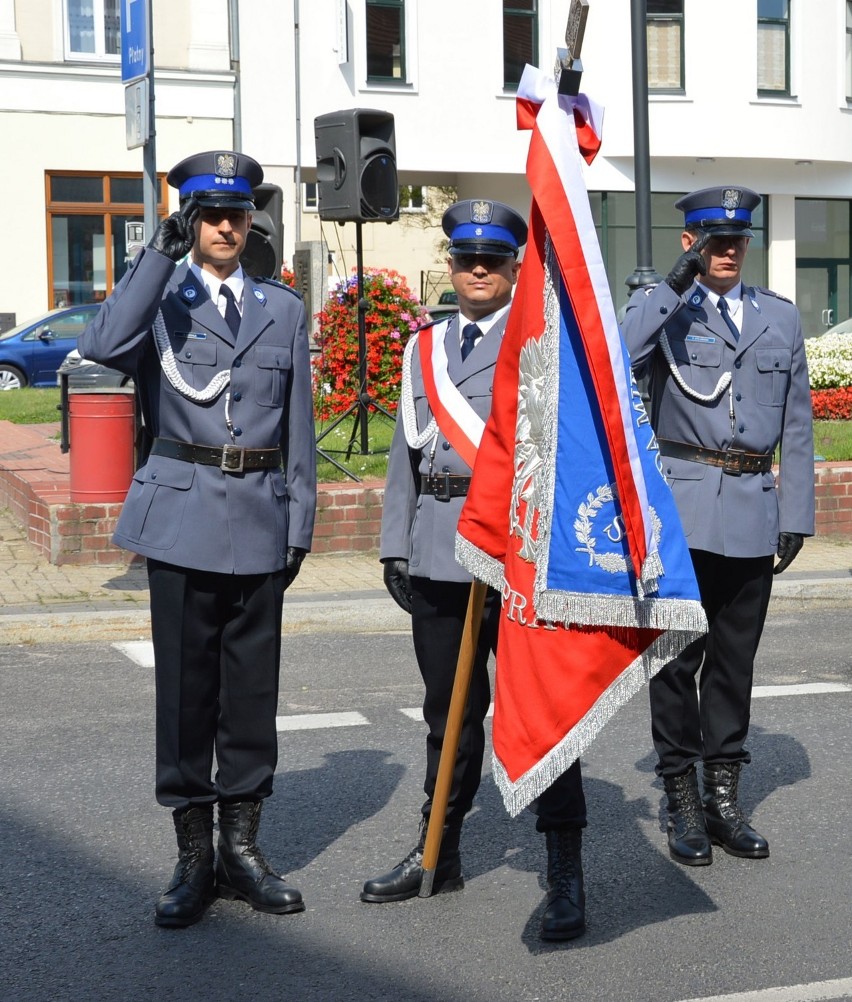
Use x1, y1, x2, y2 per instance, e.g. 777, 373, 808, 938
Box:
363, 199, 589, 942
621, 186, 814, 867
79, 150, 316, 927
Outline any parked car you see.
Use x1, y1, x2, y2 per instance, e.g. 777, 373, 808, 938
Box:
57, 348, 132, 390
423, 289, 460, 323
0, 305, 100, 389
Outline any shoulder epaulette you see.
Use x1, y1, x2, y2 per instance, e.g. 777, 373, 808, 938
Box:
256, 275, 302, 298
415, 314, 446, 332
754, 286, 793, 305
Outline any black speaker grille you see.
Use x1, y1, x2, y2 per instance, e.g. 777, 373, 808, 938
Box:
360, 154, 399, 219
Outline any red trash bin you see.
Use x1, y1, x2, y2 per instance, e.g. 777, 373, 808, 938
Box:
69, 389, 136, 503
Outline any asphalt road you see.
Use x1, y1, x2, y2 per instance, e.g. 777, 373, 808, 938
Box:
1, 607, 850, 1002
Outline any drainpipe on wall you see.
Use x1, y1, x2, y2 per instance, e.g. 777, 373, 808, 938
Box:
229, 0, 242, 151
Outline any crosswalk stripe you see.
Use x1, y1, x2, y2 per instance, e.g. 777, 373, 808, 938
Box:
752, 682, 851, 697
114, 640, 155, 667
400, 704, 495, 721
675, 974, 852, 1002
111, 644, 850, 727
276, 711, 369, 731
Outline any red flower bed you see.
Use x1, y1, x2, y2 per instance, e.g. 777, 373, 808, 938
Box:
811, 387, 852, 420
312, 268, 423, 419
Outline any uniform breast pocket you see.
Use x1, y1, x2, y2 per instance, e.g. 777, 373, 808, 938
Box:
255, 344, 292, 407
467, 391, 492, 422
165, 339, 219, 396
668, 337, 723, 396
755, 347, 792, 406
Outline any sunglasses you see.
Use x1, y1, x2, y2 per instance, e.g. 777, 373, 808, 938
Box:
453, 254, 513, 271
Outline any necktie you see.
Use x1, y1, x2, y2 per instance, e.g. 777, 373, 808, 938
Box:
220, 284, 241, 337
461, 322, 481, 361
717, 296, 739, 342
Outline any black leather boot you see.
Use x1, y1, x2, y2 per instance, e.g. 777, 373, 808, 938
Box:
540, 828, 586, 942
663, 768, 712, 866
216, 801, 305, 914
360, 818, 464, 903
155, 806, 215, 928
703, 762, 769, 859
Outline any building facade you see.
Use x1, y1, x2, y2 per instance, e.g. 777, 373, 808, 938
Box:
1, 0, 851, 338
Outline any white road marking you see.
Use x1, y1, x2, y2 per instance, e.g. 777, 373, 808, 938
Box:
675, 974, 852, 1001
400, 704, 494, 721
111, 643, 850, 727
276, 711, 369, 731
752, 682, 851, 698
114, 640, 155, 667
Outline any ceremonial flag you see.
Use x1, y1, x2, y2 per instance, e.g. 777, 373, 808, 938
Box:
455, 65, 707, 816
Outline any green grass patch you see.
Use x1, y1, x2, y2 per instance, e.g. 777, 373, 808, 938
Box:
315, 411, 395, 482
0, 387, 61, 424
813, 420, 852, 462
4, 388, 851, 468
0, 388, 395, 482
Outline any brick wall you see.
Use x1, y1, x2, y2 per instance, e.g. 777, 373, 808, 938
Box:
814, 462, 852, 535
311, 480, 385, 554
1, 419, 851, 565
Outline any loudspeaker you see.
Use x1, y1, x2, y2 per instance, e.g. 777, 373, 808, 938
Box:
314, 108, 399, 223
243, 183, 284, 279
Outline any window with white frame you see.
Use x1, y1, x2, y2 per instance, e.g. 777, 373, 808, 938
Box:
757, 0, 790, 96
647, 0, 684, 93
65, 0, 121, 61
399, 185, 425, 213
366, 0, 405, 82
304, 182, 424, 213
503, 0, 537, 91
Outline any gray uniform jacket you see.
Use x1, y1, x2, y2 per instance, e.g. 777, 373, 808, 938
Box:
78, 247, 316, 574
621, 280, 814, 558
380, 313, 507, 582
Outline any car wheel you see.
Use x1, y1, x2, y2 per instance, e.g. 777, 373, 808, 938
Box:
0, 364, 26, 390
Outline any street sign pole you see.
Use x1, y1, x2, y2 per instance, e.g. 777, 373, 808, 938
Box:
122, 0, 157, 243
142, 2, 157, 244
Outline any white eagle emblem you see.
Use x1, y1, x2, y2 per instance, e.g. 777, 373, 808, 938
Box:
722, 188, 741, 217
471, 200, 493, 224
215, 153, 237, 177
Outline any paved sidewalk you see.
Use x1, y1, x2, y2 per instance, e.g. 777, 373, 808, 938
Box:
1, 504, 851, 644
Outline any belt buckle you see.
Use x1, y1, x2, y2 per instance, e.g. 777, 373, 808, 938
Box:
722, 449, 745, 476
434, 473, 451, 501
220, 445, 245, 473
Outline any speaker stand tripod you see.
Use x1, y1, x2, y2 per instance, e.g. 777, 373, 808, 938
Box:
315, 221, 394, 483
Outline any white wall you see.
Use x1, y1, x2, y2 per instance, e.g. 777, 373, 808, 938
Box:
3, 0, 852, 320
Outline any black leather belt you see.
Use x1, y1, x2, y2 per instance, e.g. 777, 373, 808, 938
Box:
658, 438, 773, 476
420, 474, 472, 499
151, 437, 282, 473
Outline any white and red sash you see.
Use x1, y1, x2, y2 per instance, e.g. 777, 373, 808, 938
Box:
401, 320, 484, 469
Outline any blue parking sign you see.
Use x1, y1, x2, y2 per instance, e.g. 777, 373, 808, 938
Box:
121, 0, 150, 83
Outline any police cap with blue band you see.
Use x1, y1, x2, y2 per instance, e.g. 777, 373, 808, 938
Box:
167, 150, 264, 210
675, 186, 760, 239
443, 199, 528, 259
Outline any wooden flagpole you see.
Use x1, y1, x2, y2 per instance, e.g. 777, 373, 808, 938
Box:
418, 578, 488, 897
419, 1, 591, 898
